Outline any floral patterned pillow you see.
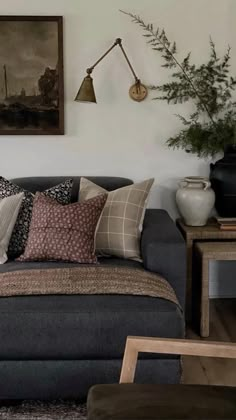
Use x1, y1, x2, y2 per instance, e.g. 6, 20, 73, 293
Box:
0, 177, 73, 258
18, 192, 107, 263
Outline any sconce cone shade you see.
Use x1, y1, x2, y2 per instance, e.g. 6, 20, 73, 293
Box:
75, 74, 97, 103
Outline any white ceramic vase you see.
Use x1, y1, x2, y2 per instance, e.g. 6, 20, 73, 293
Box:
176, 176, 215, 226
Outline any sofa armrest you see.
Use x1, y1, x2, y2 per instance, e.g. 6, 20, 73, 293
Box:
141, 209, 186, 309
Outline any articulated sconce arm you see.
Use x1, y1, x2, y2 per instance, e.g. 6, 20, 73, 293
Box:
75, 38, 147, 103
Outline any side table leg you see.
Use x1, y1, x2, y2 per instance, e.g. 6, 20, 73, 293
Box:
201, 257, 210, 338
186, 239, 193, 321
192, 246, 201, 335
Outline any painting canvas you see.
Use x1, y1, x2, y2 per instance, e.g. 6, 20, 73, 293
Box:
0, 16, 64, 135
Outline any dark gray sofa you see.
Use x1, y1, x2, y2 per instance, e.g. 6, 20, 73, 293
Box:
0, 176, 186, 401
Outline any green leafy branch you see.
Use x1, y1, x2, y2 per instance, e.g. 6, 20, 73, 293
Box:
120, 10, 216, 123
120, 10, 236, 157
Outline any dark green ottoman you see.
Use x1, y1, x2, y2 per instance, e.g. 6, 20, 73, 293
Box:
87, 383, 236, 420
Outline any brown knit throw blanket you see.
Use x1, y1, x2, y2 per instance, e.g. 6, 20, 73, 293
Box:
0, 266, 180, 307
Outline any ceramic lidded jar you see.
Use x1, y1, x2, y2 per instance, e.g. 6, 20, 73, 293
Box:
176, 176, 215, 226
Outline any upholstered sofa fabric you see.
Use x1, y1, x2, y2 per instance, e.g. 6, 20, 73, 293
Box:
0, 193, 24, 264
0, 359, 182, 400
79, 177, 154, 260
19, 193, 107, 263
0, 262, 184, 360
12, 176, 133, 203
141, 209, 186, 309
0, 177, 186, 400
0, 177, 73, 257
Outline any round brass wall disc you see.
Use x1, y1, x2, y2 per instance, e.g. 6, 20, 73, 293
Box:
129, 83, 148, 102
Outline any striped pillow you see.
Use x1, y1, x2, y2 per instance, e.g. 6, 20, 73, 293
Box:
0, 193, 24, 264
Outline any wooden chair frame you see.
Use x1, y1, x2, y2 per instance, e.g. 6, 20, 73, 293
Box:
119, 336, 236, 384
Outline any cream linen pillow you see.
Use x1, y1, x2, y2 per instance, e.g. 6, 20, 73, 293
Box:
0, 192, 24, 264
79, 177, 154, 260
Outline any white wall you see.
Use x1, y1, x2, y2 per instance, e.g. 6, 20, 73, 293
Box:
0, 0, 236, 296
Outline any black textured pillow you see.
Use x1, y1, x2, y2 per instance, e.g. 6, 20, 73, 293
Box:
0, 177, 73, 258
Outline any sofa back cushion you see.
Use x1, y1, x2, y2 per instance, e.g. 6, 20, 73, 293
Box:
11, 177, 133, 203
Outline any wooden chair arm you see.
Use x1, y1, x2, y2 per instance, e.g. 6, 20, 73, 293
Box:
119, 336, 236, 384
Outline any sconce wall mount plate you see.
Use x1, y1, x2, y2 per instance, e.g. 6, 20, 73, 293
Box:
129, 82, 148, 102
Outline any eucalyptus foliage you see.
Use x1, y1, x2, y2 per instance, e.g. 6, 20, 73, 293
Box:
121, 10, 236, 157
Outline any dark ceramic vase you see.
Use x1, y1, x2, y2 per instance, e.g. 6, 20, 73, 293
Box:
210, 145, 236, 217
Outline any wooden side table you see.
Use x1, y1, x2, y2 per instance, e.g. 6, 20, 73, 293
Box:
176, 218, 236, 321
195, 242, 236, 337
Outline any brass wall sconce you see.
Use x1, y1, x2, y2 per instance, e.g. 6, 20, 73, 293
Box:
75, 38, 147, 103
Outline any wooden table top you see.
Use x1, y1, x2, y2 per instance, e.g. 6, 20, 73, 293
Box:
196, 241, 236, 259
177, 218, 236, 241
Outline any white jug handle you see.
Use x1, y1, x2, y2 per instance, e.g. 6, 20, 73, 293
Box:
203, 180, 211, 190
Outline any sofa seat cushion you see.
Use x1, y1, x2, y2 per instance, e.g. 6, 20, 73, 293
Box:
0, 260, 184, 360
87, 384, 236, 420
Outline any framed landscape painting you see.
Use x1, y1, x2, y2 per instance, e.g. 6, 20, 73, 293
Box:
0, 16, 64, 135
